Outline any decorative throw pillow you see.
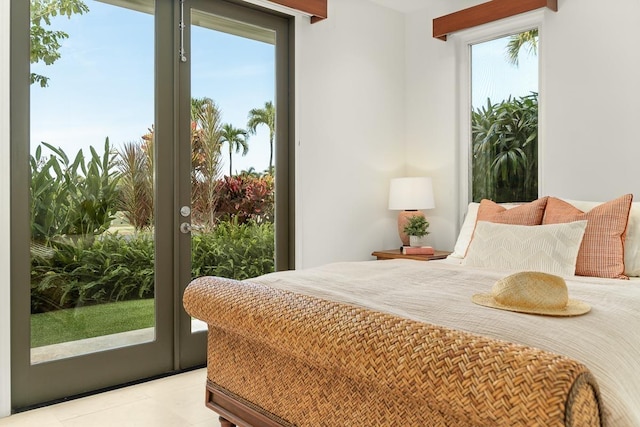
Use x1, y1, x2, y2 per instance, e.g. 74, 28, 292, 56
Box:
542, 194, 633, 279
449, 198, 549, 259
462, 220, 588, 276
562, 198, 640, 277
449, 202, 519, 259
476, 197, 548, 225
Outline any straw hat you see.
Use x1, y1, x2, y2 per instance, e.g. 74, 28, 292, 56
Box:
472, 271, 590, 316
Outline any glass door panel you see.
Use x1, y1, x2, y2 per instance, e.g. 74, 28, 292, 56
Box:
11, 0, 174, 409
177, 0, 291, 365
188, 10, 276, 334
29, 0, 156, 365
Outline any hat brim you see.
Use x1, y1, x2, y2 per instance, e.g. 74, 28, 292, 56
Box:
471, 293, 591, 317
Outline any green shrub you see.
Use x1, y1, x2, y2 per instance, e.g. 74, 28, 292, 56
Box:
30, 221, 274, 313
30, 233, 155, 313
191, 220, 274, 280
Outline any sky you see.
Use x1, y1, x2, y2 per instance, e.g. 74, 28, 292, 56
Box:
30, 0, 275, 175
471, 34, 538, 108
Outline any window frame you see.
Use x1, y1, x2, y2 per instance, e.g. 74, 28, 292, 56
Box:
452, 10, 545, 227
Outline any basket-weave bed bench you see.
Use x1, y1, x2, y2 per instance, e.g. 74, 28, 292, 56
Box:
184, 276, 604, 427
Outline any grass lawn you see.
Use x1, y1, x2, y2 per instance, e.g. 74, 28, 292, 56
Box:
31, 299, 155, 348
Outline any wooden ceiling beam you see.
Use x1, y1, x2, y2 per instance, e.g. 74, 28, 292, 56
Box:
433, 0, 557, 41
268, 0, 327, 22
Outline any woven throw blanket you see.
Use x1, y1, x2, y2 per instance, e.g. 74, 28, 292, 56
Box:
249, 259, 640, 427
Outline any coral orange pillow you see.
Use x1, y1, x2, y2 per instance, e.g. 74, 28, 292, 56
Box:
476, 197, 548, 225
543, 194, 633, 279
463, 197, 548, 257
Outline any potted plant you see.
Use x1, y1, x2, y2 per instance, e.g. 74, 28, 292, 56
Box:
403, 215, 430, 247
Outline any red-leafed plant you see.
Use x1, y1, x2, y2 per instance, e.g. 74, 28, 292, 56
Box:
213, 174, 274, 224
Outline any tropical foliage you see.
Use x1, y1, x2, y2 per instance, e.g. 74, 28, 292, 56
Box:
29, 103, 275, 314
215, 174, 274, 224
117, 139, 154, 230
247, 101, 276, 172
471, 93, 538, 203
30, 0, 89, 87
505, 29, 538, 67
31, 233, 155, 313
190, 97, 224, 229
30, 138, 120, 242
30, 221, 274, 313
191, 220, 274, 281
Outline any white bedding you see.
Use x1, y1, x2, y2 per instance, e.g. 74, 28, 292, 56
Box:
249, 259, 640, 426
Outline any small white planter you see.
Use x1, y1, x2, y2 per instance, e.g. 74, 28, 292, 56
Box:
409, 235, 428, 247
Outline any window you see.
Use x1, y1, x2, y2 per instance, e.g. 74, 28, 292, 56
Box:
470, 30, 538, 202
456, 12, 543, 211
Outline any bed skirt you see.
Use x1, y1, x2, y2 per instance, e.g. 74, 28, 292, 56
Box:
184, 276, 604, 427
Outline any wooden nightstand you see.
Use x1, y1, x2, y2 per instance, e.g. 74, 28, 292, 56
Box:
371, 249, 452, 262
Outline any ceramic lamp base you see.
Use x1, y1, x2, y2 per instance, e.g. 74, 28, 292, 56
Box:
397, 210, 425, 246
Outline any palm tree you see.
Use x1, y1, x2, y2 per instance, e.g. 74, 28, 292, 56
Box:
238, 167, 262, 178
505, 29, 538, 66
247, 101, 275, 172
191, 97, 223, 228
220, 123, 249, 176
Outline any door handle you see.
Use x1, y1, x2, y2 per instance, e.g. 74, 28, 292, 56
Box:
180, 222, 205, 234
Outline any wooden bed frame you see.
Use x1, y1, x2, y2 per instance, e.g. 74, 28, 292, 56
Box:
184, 276, 604, 427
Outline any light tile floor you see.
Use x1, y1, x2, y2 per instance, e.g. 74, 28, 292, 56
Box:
0, 368, 221, 427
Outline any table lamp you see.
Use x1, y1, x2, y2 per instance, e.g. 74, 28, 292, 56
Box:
388, 177, 435, 246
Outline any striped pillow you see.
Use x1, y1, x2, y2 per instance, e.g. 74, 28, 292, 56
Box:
543, 194, 633, 279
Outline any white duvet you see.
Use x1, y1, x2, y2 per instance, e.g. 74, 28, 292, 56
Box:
250, 259, 640, 426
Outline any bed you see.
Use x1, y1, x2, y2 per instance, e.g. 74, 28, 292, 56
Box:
184, 195, 640, 427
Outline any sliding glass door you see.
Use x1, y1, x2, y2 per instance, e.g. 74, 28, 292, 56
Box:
11, 0, 292, 409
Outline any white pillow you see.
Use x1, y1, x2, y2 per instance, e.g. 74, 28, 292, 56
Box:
462, 220, 588, 276
562, 198, 640, 277
449, 202, 520, 259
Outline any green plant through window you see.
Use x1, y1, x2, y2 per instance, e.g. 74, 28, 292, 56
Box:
29, 114, 276, 315
470, 29, 539, 203
471, 93, 538, 202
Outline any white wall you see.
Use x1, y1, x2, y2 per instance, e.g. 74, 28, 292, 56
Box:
404, 0, 473, 251
542, 0, 640, 201
1, 0, 12, 418
295, 0, 406, 268
405, 0, 640, 250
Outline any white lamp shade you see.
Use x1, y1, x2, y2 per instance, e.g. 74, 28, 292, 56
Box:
388, 177, 435, 210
